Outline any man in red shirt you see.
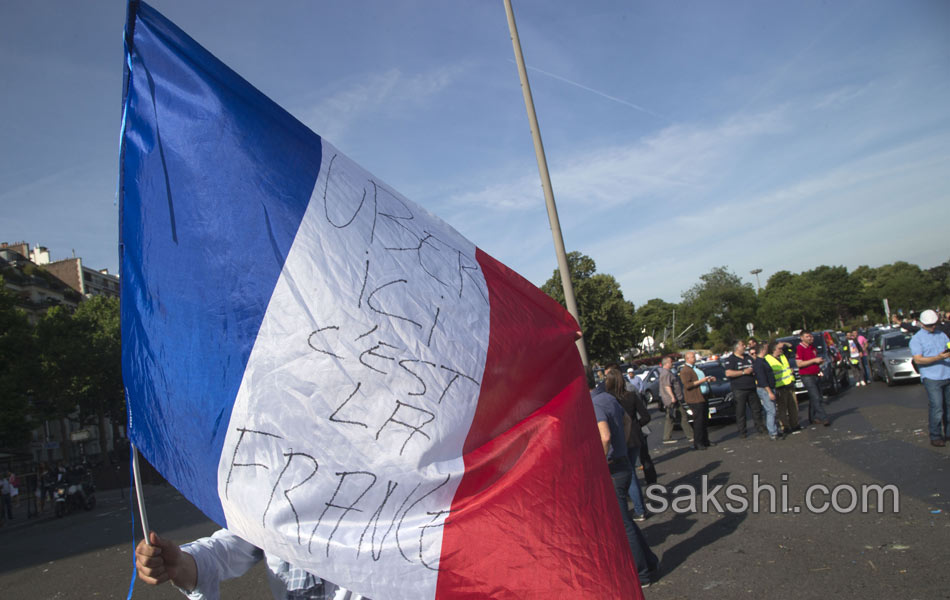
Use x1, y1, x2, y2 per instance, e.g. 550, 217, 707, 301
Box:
795, 332, 830, 426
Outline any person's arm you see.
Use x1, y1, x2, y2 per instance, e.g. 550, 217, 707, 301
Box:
681, 368, 701, 391
597, 421, 611, 456
724, 357, 749, 378
136, 532, 198, 591
914, 350, 950, 365
662, 384, 675, 403
795, 347, 822, 367
137, 529, 264, 600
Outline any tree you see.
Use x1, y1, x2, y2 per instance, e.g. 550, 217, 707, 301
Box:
0, 277, 35, 449
756, 270, 815, 334
540, 252, 637, 364
72, 296, 123, 452
34, 305, 84, 460
927, 258, 950, 308
856, 261, 941, 317
680, 267, 756, 349
632, 298, 679, 346
798, 265, 866, 327
33, 297, 123, 460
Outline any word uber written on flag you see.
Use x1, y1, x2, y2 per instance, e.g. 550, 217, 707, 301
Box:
119, 2, 642, 599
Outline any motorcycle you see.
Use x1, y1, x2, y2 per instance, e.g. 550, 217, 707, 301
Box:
53, 465, 96, 517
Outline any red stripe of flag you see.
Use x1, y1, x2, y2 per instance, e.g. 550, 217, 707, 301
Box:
435, 249, 644, 599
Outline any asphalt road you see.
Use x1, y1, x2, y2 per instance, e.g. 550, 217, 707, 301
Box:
0, 378, 947, 599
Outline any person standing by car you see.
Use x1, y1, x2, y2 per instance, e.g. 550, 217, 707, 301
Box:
796, 332, 830, 426
680, 351, 716, 450
855, 330, 872, 383
626, 367, 645, 394
909, 309, 950, 447
766, 341, 800, 434
845, 331, 868, 387
753, 344, 780, 440
723, 341, 766, 438
660, 356, 693, 444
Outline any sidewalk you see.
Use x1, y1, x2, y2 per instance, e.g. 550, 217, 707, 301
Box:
0, 485, 133, 534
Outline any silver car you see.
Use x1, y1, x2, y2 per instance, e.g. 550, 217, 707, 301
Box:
869, 331, 920, 386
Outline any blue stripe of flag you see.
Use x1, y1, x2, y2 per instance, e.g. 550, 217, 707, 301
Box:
121, 1, 322, 525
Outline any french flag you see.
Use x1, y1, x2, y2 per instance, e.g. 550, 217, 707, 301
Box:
120, 3, 642, 598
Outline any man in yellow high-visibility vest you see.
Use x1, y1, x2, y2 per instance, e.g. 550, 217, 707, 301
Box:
765, 341, 800, 434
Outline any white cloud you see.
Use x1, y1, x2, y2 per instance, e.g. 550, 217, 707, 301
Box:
445, 107, 789, 213
296, 65, 463, 144
438, 86, 949, 308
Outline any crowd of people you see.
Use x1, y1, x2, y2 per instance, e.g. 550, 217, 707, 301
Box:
585, 307, 950, 590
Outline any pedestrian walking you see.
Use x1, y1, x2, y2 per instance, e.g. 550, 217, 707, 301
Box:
909, 309, 950, 447
723, 340, 766, 438
795, 332, 830, 426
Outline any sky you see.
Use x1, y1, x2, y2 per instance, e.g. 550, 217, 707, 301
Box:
2, 0, 948, 307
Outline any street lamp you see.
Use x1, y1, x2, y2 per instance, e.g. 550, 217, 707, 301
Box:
750, 268, 762, 291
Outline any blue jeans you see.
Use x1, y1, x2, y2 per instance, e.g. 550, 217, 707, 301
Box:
800, 375, 828, 422
922, 378, 950, 441
756, 388, 778, 436
626, 446, 646, 515
860, 356, 871, 382
610, 461, 659, 578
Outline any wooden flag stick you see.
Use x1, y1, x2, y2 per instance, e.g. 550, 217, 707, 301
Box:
502, 0, 589, 368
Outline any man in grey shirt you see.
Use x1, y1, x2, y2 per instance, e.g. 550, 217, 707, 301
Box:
659, 356, 693, 444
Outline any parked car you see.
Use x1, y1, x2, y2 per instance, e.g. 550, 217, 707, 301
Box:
869, 331, 920, 386
777, 332, 850, 397
691, 360, 735, 422
638, 366, 662, 405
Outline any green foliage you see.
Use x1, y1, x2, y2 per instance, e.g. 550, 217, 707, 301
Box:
0, 277, 35, 448
0, 279, 123, 453
540, 252, 636, 364
757, 270, 803, 334
633, 298, 678, 342
680, 267, 756, 347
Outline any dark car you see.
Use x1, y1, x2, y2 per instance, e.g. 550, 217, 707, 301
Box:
777, 332, 849, 397
691, 360, 735, 422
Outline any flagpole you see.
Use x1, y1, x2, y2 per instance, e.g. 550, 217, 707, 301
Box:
502, 0, 589, 368
131, 444, 152, 544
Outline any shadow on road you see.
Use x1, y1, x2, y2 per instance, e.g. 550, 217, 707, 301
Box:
0, 485, 213, 574
658, 511, 748, 575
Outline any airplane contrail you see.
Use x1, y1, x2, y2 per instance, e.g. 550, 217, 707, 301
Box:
517, 61, 666, 120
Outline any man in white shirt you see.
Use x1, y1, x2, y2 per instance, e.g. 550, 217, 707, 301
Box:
136, 529, 366, 600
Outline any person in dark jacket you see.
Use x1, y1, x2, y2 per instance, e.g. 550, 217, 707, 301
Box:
605, 369, 650, 520
590, 368, 660, 587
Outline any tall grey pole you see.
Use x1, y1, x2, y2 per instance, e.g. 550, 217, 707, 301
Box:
503, 0, 589, 368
